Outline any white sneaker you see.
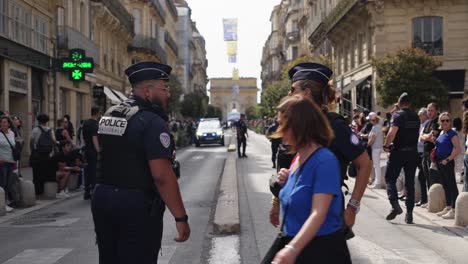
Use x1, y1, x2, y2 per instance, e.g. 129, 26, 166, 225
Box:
56, 190, 70, 199
442, 209, 455, 219
436, 207, 451, 216
421, 203, 428, 208
5, 205, 14, 213
369, 184, 382, 189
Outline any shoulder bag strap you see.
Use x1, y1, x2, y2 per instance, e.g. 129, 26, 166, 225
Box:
1, 130, 15, 150
279, 147, 322, 235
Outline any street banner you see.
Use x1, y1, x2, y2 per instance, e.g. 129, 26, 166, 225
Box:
232, 68, 239, 80
227, 41, 238, 55
223, 18, 238, 41
228, 54, 237, 63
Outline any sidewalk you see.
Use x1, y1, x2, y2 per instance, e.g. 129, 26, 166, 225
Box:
0, 166, 82, 224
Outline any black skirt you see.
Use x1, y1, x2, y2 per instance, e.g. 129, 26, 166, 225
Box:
283, 230, 352, 264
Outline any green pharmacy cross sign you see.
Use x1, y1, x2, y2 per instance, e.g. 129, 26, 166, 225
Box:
53, 49, 94, 81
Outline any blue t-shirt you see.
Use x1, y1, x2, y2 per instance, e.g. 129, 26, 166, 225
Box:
279, 148, 343, 237
435, 129, 456, 158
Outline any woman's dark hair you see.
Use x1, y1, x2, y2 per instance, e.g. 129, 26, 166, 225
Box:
453, 117, 462, 131
0, 116, 12, 128
353, 114, 360, 120
294, 79, 336, 109
386, 112, 392, 120
57, 118, 64, 127
274, 95, 334, 153
36, 113, 49, 124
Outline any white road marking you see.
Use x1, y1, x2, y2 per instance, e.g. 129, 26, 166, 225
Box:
208, 236, 240, 264
192, 155, 205, 160
3, 248, 72, 264
157, 246, 177, 264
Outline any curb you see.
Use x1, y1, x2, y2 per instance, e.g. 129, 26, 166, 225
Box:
349, 178, 468, 240
213, 151, 240, 234
0, 191, 83, 225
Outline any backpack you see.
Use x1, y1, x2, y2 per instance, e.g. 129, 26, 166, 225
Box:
36, 126, 55, 154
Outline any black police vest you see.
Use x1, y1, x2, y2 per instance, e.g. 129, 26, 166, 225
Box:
393, 108, 420, 149
98, 101, 159, 192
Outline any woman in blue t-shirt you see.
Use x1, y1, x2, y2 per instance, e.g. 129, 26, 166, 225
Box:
435, 112, 461, 219
271, 95, 351, 264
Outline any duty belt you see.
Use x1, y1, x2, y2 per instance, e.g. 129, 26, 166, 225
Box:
395, 146, 417, 152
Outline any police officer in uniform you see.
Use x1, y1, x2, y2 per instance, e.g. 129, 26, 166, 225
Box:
236, 114, 248, 158
271, 63, 371, 232
91, 61, 190, 264
383, 92, 420, 224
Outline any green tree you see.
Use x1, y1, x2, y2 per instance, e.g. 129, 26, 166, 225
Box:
260, 79, 290, 118
372, 48, 447, 108
180, 91, 208, 118
245, 105, 261, 120
206, 105, 222, 119
167, 75, 184, 115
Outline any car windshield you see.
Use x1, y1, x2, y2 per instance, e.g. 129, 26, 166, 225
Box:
198, 121, 221, 130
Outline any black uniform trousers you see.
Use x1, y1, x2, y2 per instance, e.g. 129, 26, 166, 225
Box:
385, 149, 418, 211
417, 153, 428, 204
84, 148, 98, 195
91, 184, 165, 264
436, 158, 458, 208
237, 136, 246, 157
271, 142, 279, 167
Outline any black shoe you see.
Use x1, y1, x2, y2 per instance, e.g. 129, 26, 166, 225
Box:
386, 203, 403, 220
242, 154, 248, 158
398, 195, 406, 201
84, 192, 92, 200
405, 213, 414, 224
272, 164, 276, 169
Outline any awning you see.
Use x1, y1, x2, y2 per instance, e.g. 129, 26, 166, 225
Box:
342, 75, 371, 94
103, 86, 122, 105
113, 90, 129, 101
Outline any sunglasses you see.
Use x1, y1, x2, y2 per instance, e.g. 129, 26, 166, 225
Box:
440, 119, 450, 123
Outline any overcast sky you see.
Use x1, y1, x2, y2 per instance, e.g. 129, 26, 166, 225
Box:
187, 0, 281, 91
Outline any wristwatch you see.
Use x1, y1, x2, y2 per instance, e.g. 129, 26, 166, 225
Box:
347, 199, 360, 214
175, 214, 189, 222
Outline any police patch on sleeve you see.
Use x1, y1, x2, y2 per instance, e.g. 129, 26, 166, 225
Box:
98, 116, 128, 136
160, 133, 171, 148
350, 133, 360, 146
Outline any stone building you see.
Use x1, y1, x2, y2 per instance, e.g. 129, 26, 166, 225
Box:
91, 0, 134, 113
0, 0, 56, 160
191, 23, 208, 94
209, 78, 258, 121
175, 1, 193, 95
308, 0, 468, 117
164, 0, 179, 67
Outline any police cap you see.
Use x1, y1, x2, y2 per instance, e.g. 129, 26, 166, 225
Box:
124, 61, 172, 86
398, 92, 410, 104
288, 62, 333, 86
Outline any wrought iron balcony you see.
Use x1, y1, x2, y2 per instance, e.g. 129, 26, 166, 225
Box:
129, 34, 167, 64
412, 41, 443, 56
92, 0, 134, 35
57, 25, 99, 64
151, 0, 166, 22
323, 0, 358, 33
164, 31, 178, 55
286, 30, 300, 42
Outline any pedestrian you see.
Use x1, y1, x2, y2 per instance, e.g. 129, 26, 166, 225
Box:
76, 120, 85, 148
267, 119, 281, 168
453, 117, 465, 183
463, 111, 468, 191
416, 108, 430, 207
0, 116, 16, 213
367, 112, 384, 189
82, 107, 101, 200
269, 95, 351, 264
420, 103, 441, 188
236, 114, 248, 158
270, 63, 371, 237
383, 92, 420, 224
53, 140, 82, 198
55, 118, 73, 146
434, 112, 461, 219
91, 61, 190, 264
11, 116, 24, 168
64, 114, 75, 140
29, 113, 56, 196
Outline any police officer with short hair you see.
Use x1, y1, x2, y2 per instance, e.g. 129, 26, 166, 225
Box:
91, 61, 190, 264
383, 92, 420, 224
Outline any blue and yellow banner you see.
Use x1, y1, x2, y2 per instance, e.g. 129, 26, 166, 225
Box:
223, 18, 238, 41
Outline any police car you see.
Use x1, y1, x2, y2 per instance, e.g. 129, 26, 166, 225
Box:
195, 118, 225, 147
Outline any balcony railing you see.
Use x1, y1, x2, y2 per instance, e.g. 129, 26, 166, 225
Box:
164, 31, 178, 55
413, 41, 443, 56
323, 0, 358, 33
57, 25, 99, 63
166, 0, 178, 19
92, 0, 134, 35
130, 34, 167, 63
151, 0, 167, 22
286, 30, 300, 42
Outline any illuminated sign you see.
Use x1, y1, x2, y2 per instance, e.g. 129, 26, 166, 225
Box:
53, 49, 94, 81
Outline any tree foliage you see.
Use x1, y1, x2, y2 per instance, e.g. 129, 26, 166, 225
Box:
206, 105, 223, 120
260, 79, 290, 118
245, 105, 261, 120
180, 91, 208, 118
167, 75, 184, 115
372, 48, 447, 108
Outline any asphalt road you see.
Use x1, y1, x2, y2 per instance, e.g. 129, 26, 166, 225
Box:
0, 136, 228, 264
